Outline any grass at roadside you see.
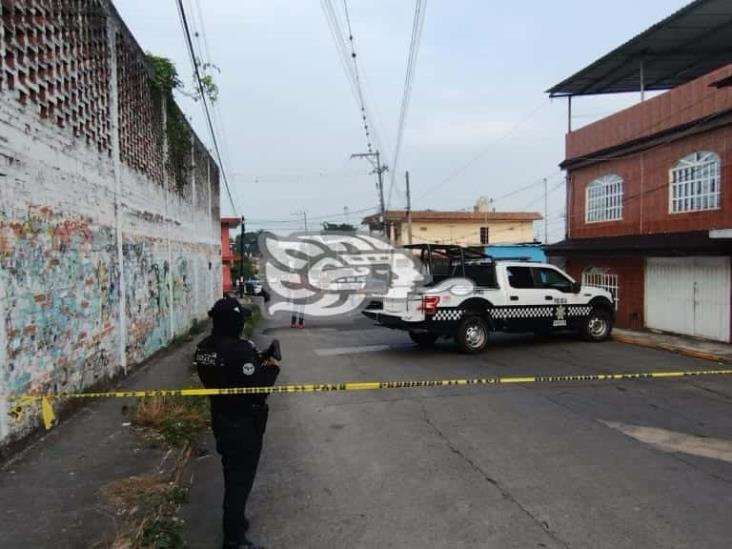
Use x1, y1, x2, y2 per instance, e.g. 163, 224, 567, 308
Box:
100, 305, 260, 547
132, 393, 209, 448
102, 475, 187, 548
106, 381, 209, 547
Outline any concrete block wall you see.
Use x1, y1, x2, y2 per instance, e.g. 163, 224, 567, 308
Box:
0, 1, 222, 447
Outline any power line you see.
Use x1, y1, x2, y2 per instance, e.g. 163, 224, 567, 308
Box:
387, 0, 428, 209
230, 170, 370, 182
490, 172, 562, 205
175, 0, 238, 216
321, 0, 381, 153
247, 205, 378, 225
414, 99, 550, 204
187, 0, 239, 214
342, 0, 379, 153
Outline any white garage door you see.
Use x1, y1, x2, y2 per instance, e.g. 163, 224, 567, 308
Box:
645, 257, 730, 342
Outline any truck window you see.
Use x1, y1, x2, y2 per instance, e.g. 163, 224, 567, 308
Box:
533, 267, 573, 292
464, 264, 497, 287
507, 266, 534, 289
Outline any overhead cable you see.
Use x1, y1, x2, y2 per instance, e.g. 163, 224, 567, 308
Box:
175, 0, 238, 216
387, 0, 428, 209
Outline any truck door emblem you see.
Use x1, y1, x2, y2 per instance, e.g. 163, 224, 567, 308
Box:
556, 305, 566, 320
553, 305, 568, 327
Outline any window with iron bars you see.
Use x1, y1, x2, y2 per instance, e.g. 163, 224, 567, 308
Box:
585, 174, 623, 223
480, 226, 489, 244
669, 151, 721, 213
582, 267, 618, 309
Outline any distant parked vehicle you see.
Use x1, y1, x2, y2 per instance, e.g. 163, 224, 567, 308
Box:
245, 278, 263, 295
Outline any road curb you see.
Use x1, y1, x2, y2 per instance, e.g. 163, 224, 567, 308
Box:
612, 333, 730, 365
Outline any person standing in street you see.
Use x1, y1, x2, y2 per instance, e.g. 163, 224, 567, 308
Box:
194, 297, 280, 549
290, 302, 305, 328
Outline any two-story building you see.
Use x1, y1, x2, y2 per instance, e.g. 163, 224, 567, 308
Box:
546, 0, 732, 341
220, 217, 241, 294
362, 209, 541, 247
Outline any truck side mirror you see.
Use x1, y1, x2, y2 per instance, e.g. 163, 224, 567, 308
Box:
572, 282, 581, 293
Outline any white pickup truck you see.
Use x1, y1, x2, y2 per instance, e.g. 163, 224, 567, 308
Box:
363, 244, 615, 353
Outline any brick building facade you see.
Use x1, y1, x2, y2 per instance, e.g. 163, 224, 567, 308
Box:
546, 2, 732, 342
220, 217, 241, 293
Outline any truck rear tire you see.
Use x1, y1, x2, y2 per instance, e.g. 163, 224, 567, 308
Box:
409, 331, 438, 347
580, 308, 613, 342
455, 316, 490, 354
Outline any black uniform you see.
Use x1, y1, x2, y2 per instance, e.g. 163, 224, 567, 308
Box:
195, 298, 280, 548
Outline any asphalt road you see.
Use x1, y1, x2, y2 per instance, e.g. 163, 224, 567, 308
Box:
184, 315, 732, 549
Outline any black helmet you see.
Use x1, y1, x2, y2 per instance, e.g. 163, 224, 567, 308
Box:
208, 296, 250, 336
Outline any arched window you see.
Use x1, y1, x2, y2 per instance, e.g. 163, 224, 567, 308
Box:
585, 174, 623, 223
669, 151, 721, 213
582, 266, 618, 309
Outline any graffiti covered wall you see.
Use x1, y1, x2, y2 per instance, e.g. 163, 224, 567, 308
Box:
0, 1, 222, 446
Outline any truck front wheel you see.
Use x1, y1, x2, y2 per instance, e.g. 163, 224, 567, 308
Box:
409, 331, 439, 347
580, 308, 613, 342
455, 316, 490, 354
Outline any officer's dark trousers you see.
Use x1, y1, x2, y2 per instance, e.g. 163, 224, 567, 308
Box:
212, 411, 266, 544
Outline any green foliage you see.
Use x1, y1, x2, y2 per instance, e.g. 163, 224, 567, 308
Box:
140, 513, 185, 548
196, 62, 220, 103
323, 222, 357, 232
233, 230, 263, 257
165, 102, 192, 193
243, 305, 262, 338
145, 53, 183, 94
146, 53, 220, 105
231, 258, 256, 283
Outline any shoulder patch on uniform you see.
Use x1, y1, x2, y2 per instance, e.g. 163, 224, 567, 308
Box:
242, 362, 256, 376
196, 351, 218, 367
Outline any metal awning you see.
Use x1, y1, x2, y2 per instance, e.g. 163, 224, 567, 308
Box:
545, 231, 732, 256
547, 0, 732, 97
712, 74, 732, 88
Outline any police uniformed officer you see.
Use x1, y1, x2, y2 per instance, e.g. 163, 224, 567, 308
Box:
195, 297, 280, 549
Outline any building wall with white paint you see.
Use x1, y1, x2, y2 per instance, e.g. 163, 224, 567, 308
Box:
0, 1, 222, 447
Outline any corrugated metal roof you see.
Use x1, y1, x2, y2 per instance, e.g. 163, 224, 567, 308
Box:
547, 0, 732, 97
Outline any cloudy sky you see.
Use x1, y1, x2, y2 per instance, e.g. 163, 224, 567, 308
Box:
116, 0, 687, 242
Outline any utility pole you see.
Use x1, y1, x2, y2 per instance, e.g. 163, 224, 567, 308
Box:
351, 151, 388, 234
543, 177, 548, 244
405, 170, 413, 245
293, 209, 308, 231
239, 216, 245, 297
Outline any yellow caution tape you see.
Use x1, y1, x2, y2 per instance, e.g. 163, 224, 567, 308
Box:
6, 368, 732, 431
41, 397, 56, 430
5, 367, 732, 432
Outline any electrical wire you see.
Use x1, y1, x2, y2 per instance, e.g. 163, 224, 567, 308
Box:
188, 0, 240, 216
387, 0, 427, 209
413, 99, 550, 204
230, 170, 370, 182
321, 0, 381, 153
175, 0, 238, 217
246, 205, 378, 225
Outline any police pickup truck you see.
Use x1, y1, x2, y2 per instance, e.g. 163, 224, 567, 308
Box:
363, 244, 615, 353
